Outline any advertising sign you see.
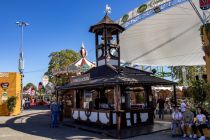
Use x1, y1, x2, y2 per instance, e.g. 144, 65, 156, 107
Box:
70, 73, 90, 83
1, 82, 9, 91
0, 73, 9, 77
2, 92, 8, 101
200, 0, 210, 10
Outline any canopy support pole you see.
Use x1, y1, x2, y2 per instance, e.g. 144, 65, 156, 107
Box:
188, 0, 205, 25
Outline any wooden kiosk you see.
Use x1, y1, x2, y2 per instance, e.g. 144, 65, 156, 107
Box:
59, 13, 176, 129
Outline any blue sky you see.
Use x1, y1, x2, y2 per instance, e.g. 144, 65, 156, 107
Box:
0, 0, 148, 86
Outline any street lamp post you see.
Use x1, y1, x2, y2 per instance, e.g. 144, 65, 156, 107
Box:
16, 21, 29, 110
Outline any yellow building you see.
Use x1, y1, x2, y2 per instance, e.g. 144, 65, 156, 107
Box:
0, 72, 21, 116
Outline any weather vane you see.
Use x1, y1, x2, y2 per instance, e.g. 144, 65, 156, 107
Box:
105, 4, 111, 15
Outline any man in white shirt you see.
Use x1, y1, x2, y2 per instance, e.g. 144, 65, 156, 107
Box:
171, 106, 183, 136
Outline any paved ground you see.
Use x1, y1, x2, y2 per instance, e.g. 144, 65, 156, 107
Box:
0, 106, 209, 140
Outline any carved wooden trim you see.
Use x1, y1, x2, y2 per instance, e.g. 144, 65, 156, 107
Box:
85, 110, 91, 122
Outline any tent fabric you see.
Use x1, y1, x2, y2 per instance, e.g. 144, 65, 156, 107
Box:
119, 0, 208, 66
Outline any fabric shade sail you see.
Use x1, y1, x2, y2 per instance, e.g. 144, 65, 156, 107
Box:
119, 0, 209, 66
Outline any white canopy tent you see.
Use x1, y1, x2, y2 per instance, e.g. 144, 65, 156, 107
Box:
118, 0, 210, 66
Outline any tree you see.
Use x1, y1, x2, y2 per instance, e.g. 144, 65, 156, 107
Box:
23, 83, 37, 91
187, 80, 210, 110
171, 66, 206, 85
47, 49, 80, 85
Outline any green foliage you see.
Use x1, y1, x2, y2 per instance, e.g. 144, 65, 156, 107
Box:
152, 67, 171, 78
187, 80, 210, 107
121, 14, 129, 23
7, 96, 17, 113
23, 83, 37, 91
136, 93, 144, 103
170, 66, 206, 86
137, 4, 147, 13
182, 88, 191, 98
47, 49, 80, 85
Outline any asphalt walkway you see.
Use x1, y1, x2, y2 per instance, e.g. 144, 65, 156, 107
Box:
0, 106, 209, 140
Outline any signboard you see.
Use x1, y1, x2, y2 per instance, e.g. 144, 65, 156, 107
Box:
42, 75, 49, 87
70, 73, 90, 83
2, 92, 8, 101
0, 73, 9, 77
200, 0, 210, 10
1, 82, 9, 90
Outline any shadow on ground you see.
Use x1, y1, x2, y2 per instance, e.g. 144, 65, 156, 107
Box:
1, 106, 107, 140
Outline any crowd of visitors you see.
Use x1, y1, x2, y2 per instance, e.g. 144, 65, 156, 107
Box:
170, 99, 209, 140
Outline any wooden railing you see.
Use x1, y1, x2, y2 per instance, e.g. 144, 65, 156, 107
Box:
71, 108, 154, 127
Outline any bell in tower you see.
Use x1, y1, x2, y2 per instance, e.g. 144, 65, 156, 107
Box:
89, 4, 125, 68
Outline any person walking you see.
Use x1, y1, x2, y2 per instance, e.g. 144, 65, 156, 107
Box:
157, 96, 165, 120
50, 100, 60, 128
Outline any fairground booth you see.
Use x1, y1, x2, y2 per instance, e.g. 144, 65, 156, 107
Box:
0, 72, 21, 116
59, 12, 176, 129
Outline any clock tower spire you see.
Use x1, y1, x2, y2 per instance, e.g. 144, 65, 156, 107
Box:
89, 5, 125, 68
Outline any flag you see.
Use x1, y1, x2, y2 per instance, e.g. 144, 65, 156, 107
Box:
200, 0, 210, 10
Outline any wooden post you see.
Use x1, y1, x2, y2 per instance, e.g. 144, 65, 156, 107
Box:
173, 85, 177, 106
144, 86, 152, 108
73, 90, 76, 108
76, 90, 80, 108
95, 34, 99, 67
201, 24, 210, 82
204, 52, 210, 82
114, 85, 121, 138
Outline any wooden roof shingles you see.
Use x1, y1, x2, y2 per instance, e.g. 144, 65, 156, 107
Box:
58, 65, 175, 90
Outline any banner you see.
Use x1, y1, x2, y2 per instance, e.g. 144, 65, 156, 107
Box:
200, 0, 210, 10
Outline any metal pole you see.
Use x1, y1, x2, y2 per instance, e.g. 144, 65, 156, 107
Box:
188, 0, 205, 25
20, 25, 23, 111
21, 25, 23, 56
16, 21, 29, 111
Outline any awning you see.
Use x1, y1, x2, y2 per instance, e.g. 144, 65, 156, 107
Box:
119, 0, 209, 66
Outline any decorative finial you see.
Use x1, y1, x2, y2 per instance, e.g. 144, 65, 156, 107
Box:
80, 42, 87, 58
81, 42, 85, 49
105, 4, 111, 15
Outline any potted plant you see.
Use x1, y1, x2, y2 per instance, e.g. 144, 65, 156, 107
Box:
6, 96, 17, 115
